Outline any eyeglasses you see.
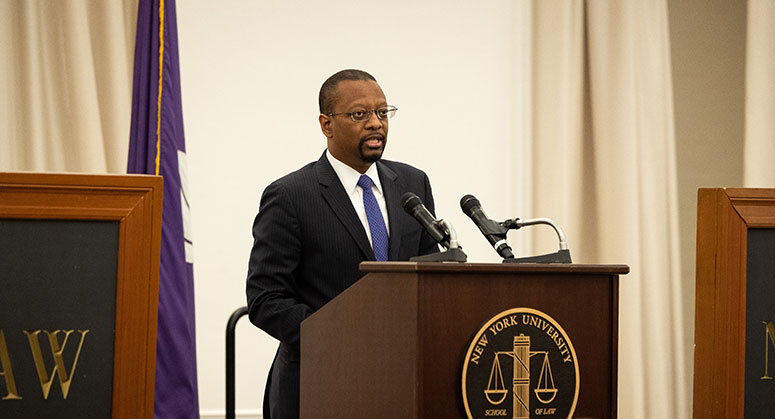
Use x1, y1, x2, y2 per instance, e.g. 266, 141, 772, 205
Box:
326, 106, 398, 122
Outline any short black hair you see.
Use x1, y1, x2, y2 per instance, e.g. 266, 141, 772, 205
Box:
319, 69, 377, 114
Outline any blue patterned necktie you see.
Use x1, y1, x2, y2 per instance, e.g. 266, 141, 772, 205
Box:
357, 174, 388, 261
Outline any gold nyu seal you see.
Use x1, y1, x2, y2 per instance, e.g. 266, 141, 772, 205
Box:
462, 308, 579, 419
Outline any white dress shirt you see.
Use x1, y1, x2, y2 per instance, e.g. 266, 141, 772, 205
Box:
326, 150, 390, 248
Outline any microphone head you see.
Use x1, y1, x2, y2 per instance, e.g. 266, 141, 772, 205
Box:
460, 194, 481, 216
401, 192, 423, 214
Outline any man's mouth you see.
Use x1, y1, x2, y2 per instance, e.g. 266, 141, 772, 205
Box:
361, 135, 384, 148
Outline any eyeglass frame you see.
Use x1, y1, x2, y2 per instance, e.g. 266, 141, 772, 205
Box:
325, 106, 398, 122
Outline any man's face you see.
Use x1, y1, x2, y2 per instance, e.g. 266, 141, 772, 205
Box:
320, 80, 388, 173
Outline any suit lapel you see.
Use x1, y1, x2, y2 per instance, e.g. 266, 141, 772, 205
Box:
315, 153, 374, 260
377, 162, 405, 261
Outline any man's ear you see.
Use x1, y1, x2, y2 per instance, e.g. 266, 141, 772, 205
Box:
319, 114, 333, 138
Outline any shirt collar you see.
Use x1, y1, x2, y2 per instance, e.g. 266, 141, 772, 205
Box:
326, 149, 383, 195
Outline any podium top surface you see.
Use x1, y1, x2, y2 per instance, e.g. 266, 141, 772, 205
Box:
360, 261, 629, 275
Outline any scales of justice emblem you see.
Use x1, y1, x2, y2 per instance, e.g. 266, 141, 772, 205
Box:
486, 335, 558, 416
462, 308, 580, 419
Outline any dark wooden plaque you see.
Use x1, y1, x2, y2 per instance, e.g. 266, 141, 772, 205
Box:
0, 219, 118, 417
743, 228, 775, 417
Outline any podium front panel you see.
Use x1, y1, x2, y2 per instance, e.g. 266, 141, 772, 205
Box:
415, 269, 618, 419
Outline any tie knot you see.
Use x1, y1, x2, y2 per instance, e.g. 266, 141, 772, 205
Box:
357, 175, 373, 190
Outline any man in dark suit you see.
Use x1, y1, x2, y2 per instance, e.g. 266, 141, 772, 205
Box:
246, 69, 439, 419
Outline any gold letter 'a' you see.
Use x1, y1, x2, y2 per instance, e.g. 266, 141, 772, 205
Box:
764, 322, 775, 380
0, 330, 22, 400
24, 330, 89, 399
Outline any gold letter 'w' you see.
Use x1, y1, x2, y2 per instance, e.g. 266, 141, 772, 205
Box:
23, 330, 89, 399
764, 322, 775, 380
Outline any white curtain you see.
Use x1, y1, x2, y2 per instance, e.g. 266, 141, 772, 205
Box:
528, 1, 587, 258
528, 1, 688, 417
744, 0, 775, 187
0, 0, 136, 173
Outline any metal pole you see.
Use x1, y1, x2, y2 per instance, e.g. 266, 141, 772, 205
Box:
226, 306, 249, 419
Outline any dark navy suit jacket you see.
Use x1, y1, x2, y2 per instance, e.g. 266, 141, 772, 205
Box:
246, 151, 438, 418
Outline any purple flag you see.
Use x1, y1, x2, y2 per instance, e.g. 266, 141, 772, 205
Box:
128, 1, 199, 417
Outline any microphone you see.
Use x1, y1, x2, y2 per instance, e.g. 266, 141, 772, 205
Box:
401, 192, 450, 249
460, 194, 514, 259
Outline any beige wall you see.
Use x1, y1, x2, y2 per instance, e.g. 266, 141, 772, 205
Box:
668, 0, 747, 399
177, 1, 526, 417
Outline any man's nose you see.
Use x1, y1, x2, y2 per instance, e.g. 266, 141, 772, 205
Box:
364, 111, 383, 129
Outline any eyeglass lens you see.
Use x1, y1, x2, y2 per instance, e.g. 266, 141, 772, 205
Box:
352, 107, 396, 121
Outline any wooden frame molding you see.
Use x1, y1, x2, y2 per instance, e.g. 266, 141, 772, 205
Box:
693, 188, 775, 419
0, 172, 163, 418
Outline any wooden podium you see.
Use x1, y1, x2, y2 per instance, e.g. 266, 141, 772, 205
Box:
301, 262, 628, 418
0, 173, 162, 418
693, 188, 775, 418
